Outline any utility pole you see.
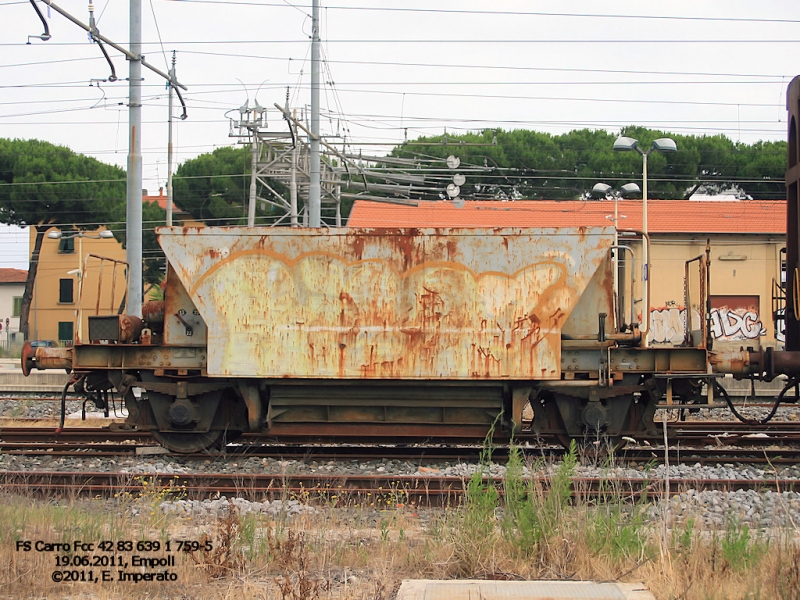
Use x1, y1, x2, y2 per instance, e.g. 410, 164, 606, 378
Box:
248, 135, 258, 227
127, 0, 143, 317
308, 0, 321, 227
166, 51, 176, 227
27, 1, 187, 317
290, 109, 299, 227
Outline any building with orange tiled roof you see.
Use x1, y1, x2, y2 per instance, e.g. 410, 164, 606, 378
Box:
348, 199, 787, 348
347, 199, 785, 234
143, 188, 202, 226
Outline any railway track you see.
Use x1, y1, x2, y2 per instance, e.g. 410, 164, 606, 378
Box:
4, 419, 800, 438
2, 424, 800, 465
1, 470, 797, 504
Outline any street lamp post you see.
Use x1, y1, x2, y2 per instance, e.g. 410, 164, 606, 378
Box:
46, 229, 115, 342
613, 137, 677, 236
613, 137, 677, 345
591, 182, 640, 333
591, 181, 641, 246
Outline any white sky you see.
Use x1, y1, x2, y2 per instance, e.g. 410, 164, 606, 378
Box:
2, 0, 800, 269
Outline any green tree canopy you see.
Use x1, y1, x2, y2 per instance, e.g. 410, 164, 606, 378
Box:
0, 138, 126, 227
386, 127, 786, 201
172, 146, 289, 225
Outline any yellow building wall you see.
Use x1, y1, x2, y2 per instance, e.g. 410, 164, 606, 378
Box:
29, 228, 127, 343
639, 234, 784, 348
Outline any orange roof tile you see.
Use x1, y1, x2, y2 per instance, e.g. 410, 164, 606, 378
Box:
144, 189, 193, 218
0, 268, 27, 283
143, 189, 167, 210
347, 199, 786, 234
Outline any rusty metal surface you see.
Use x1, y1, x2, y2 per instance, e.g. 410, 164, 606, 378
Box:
21, 342, 73, 375
74, 345, 206, 371
141, 300, 165, 326
87, 315, 143, 343
709, 348, 753, 377
609, 347, 707, 373
162, 264, 207, 347
561, 250, 614, 339
157, 226, 613, 379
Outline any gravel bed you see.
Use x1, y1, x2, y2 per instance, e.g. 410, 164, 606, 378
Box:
0, 398, 87, 419
3, 450, 800, 480
653, 489, 800, 531
3, 451, 800, 532
157, 497, 317, 519
654, 403, 800, 424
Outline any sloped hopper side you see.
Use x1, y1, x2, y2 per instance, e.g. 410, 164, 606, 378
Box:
158, 227, 613, 380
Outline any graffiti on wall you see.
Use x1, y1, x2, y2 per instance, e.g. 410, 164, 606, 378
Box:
650, 307, 698, 345
709, 295, 765, 341
708, 308, 766, 340
650, 295, 770, 345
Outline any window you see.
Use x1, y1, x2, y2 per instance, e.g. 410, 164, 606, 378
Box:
57, 321, 74, 343
58, 236, 75, 254
12, 296, 22, 317
59, 278, 74, 304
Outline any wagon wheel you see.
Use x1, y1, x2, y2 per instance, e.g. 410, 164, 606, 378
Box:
151, 429, 227, 454
142, 390, 241, 454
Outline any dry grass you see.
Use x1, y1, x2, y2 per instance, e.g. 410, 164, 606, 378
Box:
1, 445, 799, 599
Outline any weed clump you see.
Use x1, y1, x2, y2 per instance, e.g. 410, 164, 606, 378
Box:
191, 508, 245, 578
270, 527, 330, 600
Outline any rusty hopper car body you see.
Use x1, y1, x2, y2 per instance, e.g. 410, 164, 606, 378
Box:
25, 224, 748, 452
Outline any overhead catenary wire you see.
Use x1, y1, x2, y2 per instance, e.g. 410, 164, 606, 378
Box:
7, 38, 800, 46
159, 1, 800, 26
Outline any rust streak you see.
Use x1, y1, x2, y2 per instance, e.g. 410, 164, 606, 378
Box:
189, 243, 571, 297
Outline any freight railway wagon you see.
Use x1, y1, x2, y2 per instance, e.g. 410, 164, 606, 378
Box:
27, 224, 791, 453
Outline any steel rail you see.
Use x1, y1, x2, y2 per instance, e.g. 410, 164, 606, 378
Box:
3, 422, 800, 449
4, 439, 800, 466
1, 470, 797, 504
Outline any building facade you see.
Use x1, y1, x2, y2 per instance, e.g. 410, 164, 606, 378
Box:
0, 268, 27, 349
28, 228, 127, 343
26, 192, 177, 343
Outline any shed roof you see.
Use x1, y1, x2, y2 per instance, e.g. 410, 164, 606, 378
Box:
0, 268, 27, 283
347, 199, 786, 234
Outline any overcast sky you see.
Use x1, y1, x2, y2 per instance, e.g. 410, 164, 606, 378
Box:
2, 0, 800, 268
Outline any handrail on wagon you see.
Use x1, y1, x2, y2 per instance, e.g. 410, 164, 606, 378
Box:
76, 254, 129, 344
684, 241, 711, 349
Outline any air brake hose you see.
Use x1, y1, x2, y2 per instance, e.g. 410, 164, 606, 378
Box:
713, 377, 795, 427
55, 373, 82, 433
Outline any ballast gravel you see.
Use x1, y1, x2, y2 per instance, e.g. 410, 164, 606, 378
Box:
2, 451, 800, 531
0, 398, 86, 419
158, 497, 317, 519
